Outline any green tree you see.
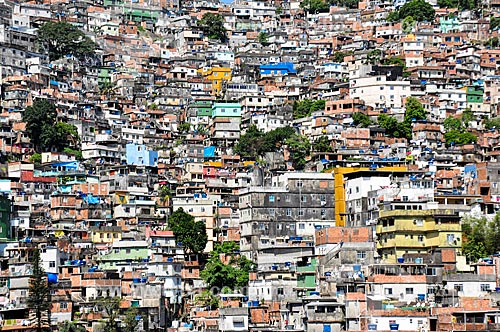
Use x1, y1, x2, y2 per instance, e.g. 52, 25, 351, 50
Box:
198, 13, 227, 42
29, 153, 42, 165
300, 0, 330, 13
398, 0, 435, 22
122, 307, 140, 332
313, 136, 332, 152
382, 57, 406, 67
443, 110, 477, 145
23, 100, 79, 152
386, 10, 400, 22
443, 130, 477, 145
461, 214, 500, 263
484, 117, 500, 129
99, 298, 120, 332
491, 17, 500, 31
330, 0, 358, 8
404, 97, 427, 123
195, 289, 220, 309
293, 100, 325, 119
333, 51, 347, 63
168, 208, 207, 254
485, 37, 499, 48
58, 321, 86, 332
286, 135, 311, 170
63, 148, 83, 160
444, 117, 463, 132
200, 242, 254, 292
367, 49, 382, 65
27, 249, 50, 332
234, 125, 265, 158
23, 99, 56, 152
37, 21, 96, 60
158, 185, 171, 203
352, 112, 373, 127
461, 107, 474, 128
178, 122, 191, 133
257, 32, 269, 44
437, 0, 459, 7
401, 15, 416, 33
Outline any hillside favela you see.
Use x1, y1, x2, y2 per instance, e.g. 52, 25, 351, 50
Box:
3, 0, 500, 331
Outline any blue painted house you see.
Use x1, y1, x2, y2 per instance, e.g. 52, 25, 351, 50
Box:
211, 103, 242, 118
126, 143, 158, 167
259, 62, 297, 76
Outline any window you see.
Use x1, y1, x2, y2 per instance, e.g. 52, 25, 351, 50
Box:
357, 251, 366, 259
285, 194, 291, 202
481, 284, 491, 292
321, 209, 326, 217
300, 196, 307, 203
447, 234, 455, 244
49, 261, 56, 268
297, 180, 303, 188
299, 223, 305, 229
286, 209, 292, 216
60, 302, 68, 309
454, 284, 463, 292
418, 235, 424, 242
277, 287, 284, 295
405, 288, 414, 295
320, 194, 326, 202
298, 210, 304, 217
269, 195, 275, 202
269, 208, 275, 216
384, 288, 393, 295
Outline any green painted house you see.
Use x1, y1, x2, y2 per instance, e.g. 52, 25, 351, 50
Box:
98, 240, 149, 270
296, 258, 317, 296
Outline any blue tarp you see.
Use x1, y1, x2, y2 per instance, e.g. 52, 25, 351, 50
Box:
204, 146, 215, 158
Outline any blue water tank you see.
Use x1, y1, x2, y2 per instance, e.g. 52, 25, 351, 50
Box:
47, 273, 58, 284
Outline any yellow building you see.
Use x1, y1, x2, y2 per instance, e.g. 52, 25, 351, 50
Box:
90, 226, 122, 244
376, 206, 462, 263
198, 66, 232, 96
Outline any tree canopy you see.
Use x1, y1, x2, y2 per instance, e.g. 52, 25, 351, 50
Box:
122, 307, 140, 332
28, 249, 50, 332
313, 136, 333, 152
443, 109, 477, 145
98, 297, 120, 332
168, 208, 207, 254
58, 322, 86, 332
352, 112, 373, 127
235, 125, 295, 159
300, 0, 330, 13
462, 214, 500, 263
395, 0, 435, 22
491, 17, 500, 31
37, 21, 96, 61
377, 97, 426, 139
293, 99, 325, 119
235, 125, 310, 169
23, 100, 79, 152
257, 32, 269, 44
198, 13, 227, 42
200, 241, 254, 292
